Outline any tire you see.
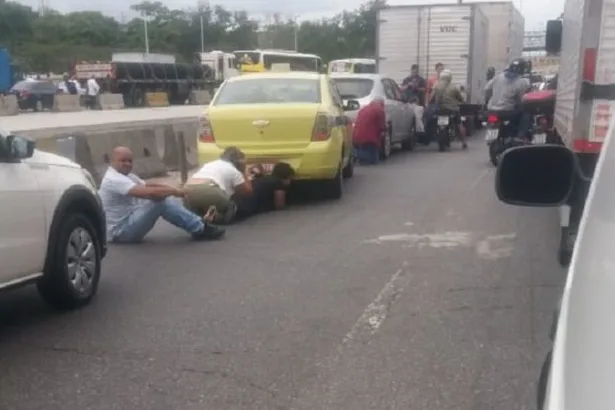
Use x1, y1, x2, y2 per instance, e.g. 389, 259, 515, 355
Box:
489, 140, 500, 166
37, 213, 102, 310
557, 226, 575, 267
324, 164, 343, 200
401, 120, 416, 151
342, 150, 354, 179
536, 350, 552, 410
380, 127, 392, 160
437, 129, 448, 152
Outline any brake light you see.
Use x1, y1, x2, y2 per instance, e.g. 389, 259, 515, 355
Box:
487, 114, 498, 124
198, 115, 215, 143
312, 113, 332, 141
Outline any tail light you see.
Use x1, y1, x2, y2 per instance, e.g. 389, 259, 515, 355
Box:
198, 115, 215, 143
312, 113, 332, 141
487, 114, 499, 124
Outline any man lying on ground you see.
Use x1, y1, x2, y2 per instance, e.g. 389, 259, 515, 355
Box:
234, 162, 295, 220
182, 147, 253, 224
98, 146, 225, 243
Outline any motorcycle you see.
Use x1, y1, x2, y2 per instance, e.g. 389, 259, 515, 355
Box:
484, 113, 527, 166
522, 88, 557, 145
435, 111, 456, 151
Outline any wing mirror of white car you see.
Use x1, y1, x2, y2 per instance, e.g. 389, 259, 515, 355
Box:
6, 134, 35, 161
344, 99, 360, 111
495, 144, 576, 206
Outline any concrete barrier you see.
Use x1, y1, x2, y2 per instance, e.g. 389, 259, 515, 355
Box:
53, 94, 82, 112
189, 90, 212, 105
97, 93, 125, 110
0, 95, 19, 116
145, 92, 169, 107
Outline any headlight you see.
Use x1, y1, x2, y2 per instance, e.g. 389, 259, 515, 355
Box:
81, 168, 97, 189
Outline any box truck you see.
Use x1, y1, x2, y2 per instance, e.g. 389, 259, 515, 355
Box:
542, 0, 615, 267
376, 3, 489, 105
477, 1, 525, 71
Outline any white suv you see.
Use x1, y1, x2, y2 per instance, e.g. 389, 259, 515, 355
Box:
0, 130, 107, 309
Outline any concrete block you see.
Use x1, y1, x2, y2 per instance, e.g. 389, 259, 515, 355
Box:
53, 94, 82, 112
189, 90, 212, 105
172, 120, 199, 170
145, 92, 169, 107
97, 93, 125, 110
0, 95, 19, 116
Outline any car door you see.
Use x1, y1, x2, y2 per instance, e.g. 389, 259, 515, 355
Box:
380, 79, 401, 141
327, 80, 352, 164
0, 136, 47, 283
389, 80, 413, 135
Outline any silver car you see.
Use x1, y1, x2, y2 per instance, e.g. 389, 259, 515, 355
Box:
330, 73, 416, 157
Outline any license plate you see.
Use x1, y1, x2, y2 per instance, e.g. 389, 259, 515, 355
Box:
485, 129, 499, 142
533, 133, 547, 144
437, 116, 449, 126
461, 116, 466, 121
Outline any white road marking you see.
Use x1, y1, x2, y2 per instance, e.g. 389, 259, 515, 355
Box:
470, 168, 491, 190
404, 221, 414, 226
364, 231, 473, 248
343, 263, 411, 344
475, 233, 517, 260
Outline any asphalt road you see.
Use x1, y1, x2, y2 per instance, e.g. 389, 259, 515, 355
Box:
0, 135, 566, 410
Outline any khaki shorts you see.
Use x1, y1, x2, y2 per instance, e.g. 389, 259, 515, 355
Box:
183, 184, 236, 224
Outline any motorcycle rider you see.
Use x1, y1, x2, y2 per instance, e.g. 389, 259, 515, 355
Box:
430, 69, 467, 149
485, 58, 532, 140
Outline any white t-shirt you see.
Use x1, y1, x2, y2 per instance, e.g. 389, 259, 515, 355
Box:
98, 167, 145, 237
191, 159, 245, 196
87, 78, 100, 96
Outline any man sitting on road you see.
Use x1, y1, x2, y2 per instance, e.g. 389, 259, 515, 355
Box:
234, 162, 295, 220
99, 146, 225, 243
352, 98, 387, 165
430, 69, 468, 149
183, 147, 253, 224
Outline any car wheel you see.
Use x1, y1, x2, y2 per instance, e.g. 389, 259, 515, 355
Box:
401, 120, 416, 151
325, 164, 343, 200
37, 212, 102, 310
342, 149, 354, 179
380, 127, 392, 160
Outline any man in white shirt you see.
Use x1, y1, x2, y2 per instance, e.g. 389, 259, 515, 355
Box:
98, 146, 225, 243
86, 75, 100, 109
183, 147, 253, 224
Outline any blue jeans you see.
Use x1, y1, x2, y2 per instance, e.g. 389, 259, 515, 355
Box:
112, 197, 204, 243
354, 143, 379, 165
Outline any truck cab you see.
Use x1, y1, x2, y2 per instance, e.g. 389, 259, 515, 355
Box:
195, 51, 238, 84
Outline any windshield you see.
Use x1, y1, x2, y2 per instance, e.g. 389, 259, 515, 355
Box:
354, 63, 376, 74
10, 81, 31, 91
263, 54, 320, 72
331, 78, 374, 99
234, 51, 261, 66
215, 78, 321, 105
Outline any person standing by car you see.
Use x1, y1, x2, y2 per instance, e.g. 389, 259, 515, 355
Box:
86, 75, 100, 110
426, 62, 444, 104
401, 64, 426, 133
234, 163, 295, 220
183, 147, 254, 224
58, 73, 78, 95
352, 98, 387, 165
430, 70, 467, 149
98, 146, 225, 243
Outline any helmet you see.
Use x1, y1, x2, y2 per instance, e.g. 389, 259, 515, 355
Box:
439, 69, 452, 81
508, 58, 529, 75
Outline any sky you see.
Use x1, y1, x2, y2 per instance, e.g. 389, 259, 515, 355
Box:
16, 0, 562, 30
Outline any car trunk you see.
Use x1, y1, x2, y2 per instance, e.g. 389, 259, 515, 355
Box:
208, 104, 321, 150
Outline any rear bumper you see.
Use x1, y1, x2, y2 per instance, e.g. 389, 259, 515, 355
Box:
198, 141, 342, 180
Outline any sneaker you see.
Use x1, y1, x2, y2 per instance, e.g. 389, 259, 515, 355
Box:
192, 223, 226, 241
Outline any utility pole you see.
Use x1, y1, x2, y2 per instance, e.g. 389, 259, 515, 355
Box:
143, 18, 150, 54
200, 15, 205, 53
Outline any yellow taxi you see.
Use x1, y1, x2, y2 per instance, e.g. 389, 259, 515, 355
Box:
197, 71, 354, 199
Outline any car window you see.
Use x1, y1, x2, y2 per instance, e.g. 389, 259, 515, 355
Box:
31, 82, 56, 93
354, 63, 377, 74
331, 78, 374, 99
328, 81, 343, 108
214, 78, 321, 105
381, 79, 396, 100
388, 80, 405, 101
10, 81, 31, 92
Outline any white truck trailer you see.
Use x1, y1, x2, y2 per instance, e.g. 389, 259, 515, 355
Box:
476, 2, 525, 71
376, 3, 489, 105
545, 0, 615, 266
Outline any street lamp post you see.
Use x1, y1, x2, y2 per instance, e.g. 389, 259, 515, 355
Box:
143, 17, 150, 54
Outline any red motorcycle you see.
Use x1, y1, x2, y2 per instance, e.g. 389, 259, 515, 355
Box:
522, 87, 557, 145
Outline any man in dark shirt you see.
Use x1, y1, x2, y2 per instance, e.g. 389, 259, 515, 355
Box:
234, 162, 295, 220
401, 64, 427, 106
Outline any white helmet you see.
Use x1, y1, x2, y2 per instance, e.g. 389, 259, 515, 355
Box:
439, 69, 452, 81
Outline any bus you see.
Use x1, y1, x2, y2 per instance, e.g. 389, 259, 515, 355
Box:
233, 49, 323, 73
328, 58, 377, 74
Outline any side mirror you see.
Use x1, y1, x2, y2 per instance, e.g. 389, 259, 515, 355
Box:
496, 145, 575, 206
344, 99, 360, 111
545, 20, 563, 54
5, 135, 35, 161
